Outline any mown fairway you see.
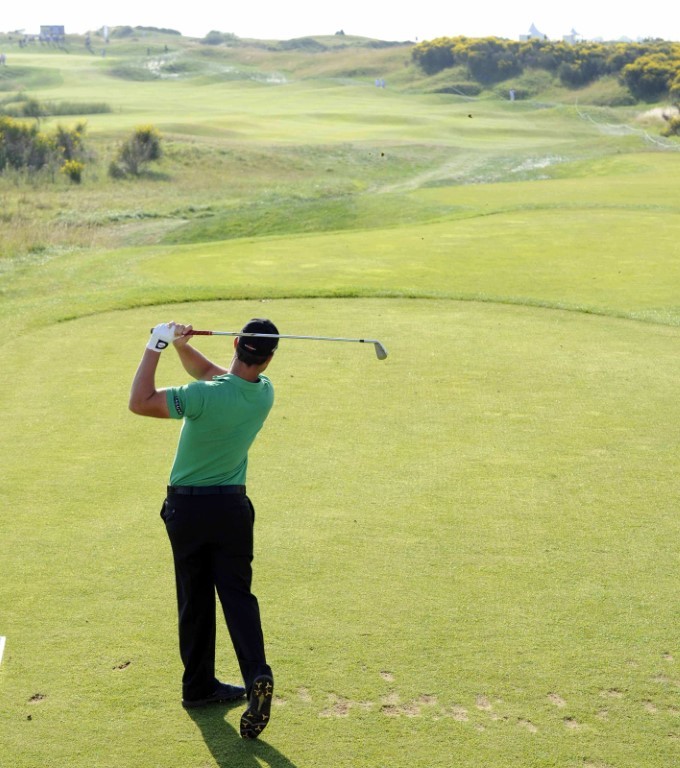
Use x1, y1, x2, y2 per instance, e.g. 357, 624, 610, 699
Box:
0, 32, 678, 768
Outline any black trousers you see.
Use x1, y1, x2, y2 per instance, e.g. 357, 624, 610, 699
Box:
161, 490, 272, 699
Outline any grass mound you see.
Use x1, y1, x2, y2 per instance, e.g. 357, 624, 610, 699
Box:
0, 64, 62, 90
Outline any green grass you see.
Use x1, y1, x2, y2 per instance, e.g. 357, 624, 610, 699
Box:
1, 299, 678, 768
0, 35, 679, 768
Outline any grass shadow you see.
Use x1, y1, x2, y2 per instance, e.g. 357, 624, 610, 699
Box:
139, 169, 174, 182
185, 704, 299, 768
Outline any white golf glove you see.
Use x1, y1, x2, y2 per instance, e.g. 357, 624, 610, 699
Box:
147, 322, 176, 352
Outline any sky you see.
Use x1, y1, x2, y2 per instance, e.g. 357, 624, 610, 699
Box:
1, 0, 679, 44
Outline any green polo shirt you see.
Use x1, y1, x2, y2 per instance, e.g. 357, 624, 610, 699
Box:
165, 373, 274, 487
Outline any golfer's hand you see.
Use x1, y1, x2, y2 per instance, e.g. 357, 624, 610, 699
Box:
147, 322, 178, 352
172, 323, 193, 348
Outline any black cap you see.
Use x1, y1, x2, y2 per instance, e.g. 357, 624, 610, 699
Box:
237, 318, 279, 357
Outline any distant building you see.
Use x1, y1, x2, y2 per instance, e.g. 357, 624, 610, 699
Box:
519, 23, 547, 41
563, 28, 582, 44
40, 25, 65, 42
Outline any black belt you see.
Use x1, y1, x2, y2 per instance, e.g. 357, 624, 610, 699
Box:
167, 485, 246, 496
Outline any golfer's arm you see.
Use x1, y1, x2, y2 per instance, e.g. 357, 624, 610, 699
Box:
174, 342, 227, 380
129, 349, 170, 418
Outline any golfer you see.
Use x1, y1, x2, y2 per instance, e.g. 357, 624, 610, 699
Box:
129, 318, 278, 739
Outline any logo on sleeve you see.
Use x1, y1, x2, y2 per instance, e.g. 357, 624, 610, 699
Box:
173, 394, 183, 416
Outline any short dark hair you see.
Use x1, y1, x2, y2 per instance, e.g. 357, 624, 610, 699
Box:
236, 318, 279, 365
235, 346, 273, 366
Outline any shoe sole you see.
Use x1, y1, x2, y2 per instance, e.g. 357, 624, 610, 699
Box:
240, 675, 274, 739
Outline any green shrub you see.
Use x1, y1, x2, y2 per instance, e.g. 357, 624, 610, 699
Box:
411, 37, 456, 75
621, 53, 678, 101
61, 159, 84, 183
54, 122, 88, 161
43, 101, 112, 116
134, 26, 181, 36
661, 114, 680, 136
0, 115, 54, 171
0, 96, 110, 118
108, 159, 127, 179
110, 26, 135, 39
0, 116, 91, 177
109, 124, 163, 177
201, 30, 229, 45
670, 73, 680, 104
22, 98, 46, 121
411, 36, 680, 101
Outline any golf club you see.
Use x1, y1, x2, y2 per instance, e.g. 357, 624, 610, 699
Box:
150, 328, 388, 359
190, 330, 388, 360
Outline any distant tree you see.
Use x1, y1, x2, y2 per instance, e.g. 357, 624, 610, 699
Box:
411, 37, 457, 75
462, 38, 522, 84
200, 30, 238, 46
111, 26, 135, 39
411, 36, 680, 101
558, 55, 606, 87
202, 30, 225, 45
518, 39, 562, 72
134, 26, 181, 36
605, 42, 649, 72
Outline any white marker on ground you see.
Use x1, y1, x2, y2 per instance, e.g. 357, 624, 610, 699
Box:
0, 636, 5, 665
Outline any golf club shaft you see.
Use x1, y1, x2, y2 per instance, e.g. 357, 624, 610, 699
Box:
187, 330, 388, 359
191, 330, 370, 343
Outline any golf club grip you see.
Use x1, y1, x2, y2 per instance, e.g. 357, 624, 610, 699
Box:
147, 329, 213, 334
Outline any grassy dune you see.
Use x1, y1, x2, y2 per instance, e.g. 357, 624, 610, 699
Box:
0, 33, 678, 768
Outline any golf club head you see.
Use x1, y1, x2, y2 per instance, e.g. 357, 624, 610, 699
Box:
373, 341, 388, 360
